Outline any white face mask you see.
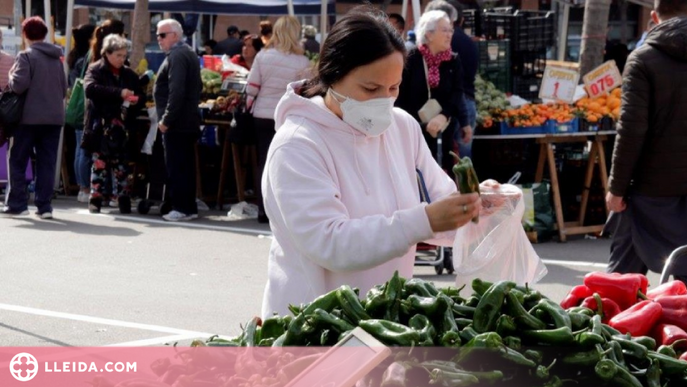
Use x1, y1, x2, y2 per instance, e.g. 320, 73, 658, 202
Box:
329, 88, 395, 137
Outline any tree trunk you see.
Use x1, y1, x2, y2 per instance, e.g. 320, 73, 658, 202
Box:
129, 0, 149, 73
579, 0, 611, 75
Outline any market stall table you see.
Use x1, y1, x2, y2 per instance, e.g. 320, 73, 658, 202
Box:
473, 130, 616, 242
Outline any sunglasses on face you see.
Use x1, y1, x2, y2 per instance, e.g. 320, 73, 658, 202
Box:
156, 31, 175, 39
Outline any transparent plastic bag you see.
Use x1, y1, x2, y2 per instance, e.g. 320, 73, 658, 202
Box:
453, 184, 547, 289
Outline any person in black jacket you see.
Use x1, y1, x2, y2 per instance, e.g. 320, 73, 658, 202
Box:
605, 0, 687, 282
154, 19, 203, 222
396, 10, 471, 175
82, 34, 145, 214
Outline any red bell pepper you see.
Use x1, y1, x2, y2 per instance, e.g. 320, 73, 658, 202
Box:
584, 272, 646, 310
680, 351, 687, 362
581, 293, 622, 323
560, 285, 594, 309
659, 309, 687, 333
655, 295, 687, 310
608, 300, 663, 337
652, 324, 687, 349
647, 280, 687, 300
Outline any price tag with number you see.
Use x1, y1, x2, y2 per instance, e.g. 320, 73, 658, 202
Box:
539, 65, 580, 104
583, 60, 623, 98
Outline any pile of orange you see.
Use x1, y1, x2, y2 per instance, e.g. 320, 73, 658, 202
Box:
502, 103, 577, 128
575, 88, 622, 123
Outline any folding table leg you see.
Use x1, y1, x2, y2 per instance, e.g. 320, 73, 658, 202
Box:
546, 143, 567, 242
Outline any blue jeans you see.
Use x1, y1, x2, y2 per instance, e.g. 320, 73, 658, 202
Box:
456, 96, 476, 158
5, 124, 61, 213
74, 128, 92, 189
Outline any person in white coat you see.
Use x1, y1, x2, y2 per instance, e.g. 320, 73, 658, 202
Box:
260, 8, 497, 318
246, 15, 311, 223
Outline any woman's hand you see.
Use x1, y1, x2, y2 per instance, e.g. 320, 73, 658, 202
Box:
120, 88, 134, 99
426, 114, 448, 138
425, 192, 481, 232
461, 125, 473, 143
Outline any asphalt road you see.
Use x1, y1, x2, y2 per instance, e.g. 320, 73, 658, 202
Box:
0, 197, 663, 347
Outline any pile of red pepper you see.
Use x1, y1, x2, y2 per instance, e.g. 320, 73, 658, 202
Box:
560, 272, 687, 361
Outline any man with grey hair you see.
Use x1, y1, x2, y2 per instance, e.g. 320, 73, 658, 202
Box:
154, 19, 202, 222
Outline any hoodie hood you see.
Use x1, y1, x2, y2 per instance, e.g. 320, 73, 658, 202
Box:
274, 80, 372, 138
29, 42, 64, 59
646, 17, 687, 61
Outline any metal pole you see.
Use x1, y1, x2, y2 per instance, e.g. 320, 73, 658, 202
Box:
44, 0, 52, 42
287, 0, 295, 16
411, 0, 422, 28
64, 0, 74, 78
557, 2, 570, 61
26, 0, 31, 17
209, 15, 214, 39
402, 0, 409, 22
320, 0, 327, 42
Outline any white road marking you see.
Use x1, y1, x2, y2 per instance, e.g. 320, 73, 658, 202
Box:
105, 334, 202, 347
73, 209, 272, 236
541, 259, 608, 269
0, 303, 217, 337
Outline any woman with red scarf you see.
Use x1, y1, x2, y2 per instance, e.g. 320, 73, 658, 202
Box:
396, 10, 471, 175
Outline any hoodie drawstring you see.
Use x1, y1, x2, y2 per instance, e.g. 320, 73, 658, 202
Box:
383, 135, 403, 210
349, 125, 371, 195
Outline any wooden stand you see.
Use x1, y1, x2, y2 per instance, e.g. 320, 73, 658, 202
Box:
534, 134, 610, 242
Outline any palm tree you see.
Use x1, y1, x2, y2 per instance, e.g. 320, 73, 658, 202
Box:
579, 0, 612, 75
129, 0, 149, 72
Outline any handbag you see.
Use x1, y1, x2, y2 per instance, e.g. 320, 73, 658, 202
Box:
0, 54, 32, 129
417, 59, 444, 125
65, 52, 91, 127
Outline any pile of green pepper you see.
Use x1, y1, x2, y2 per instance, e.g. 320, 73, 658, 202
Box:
206, 273, 687, 387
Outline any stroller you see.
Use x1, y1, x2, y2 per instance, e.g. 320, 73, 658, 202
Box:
414, 169, 455, 275
660, 245, 687, 284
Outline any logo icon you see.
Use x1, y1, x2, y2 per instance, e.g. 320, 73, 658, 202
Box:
10, 353, 38, 382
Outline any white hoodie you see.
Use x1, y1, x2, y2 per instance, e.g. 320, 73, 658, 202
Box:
261, 81, 457, 318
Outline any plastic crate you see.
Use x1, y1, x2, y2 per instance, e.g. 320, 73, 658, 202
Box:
511, 49, 547, 77
579, 117, 614, 132
547, 118, 579, 134
482, 10, 556, 52
500, 121, 549, 135
512, 75, 543, 100
463, 9, 482, 37
477, 40, 511, 92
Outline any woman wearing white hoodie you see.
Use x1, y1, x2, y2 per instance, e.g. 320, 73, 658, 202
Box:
261, 8, 487, 318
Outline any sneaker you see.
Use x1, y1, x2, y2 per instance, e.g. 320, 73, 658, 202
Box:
0, 208, 29, 217
77, 191, 89, 203
109, 199, 118, 208
163, 210, 199, 222
36, 211, 53, 219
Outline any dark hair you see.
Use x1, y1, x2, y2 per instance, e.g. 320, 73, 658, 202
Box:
299, 7, 406, 98
446, 0, 464, 25
244, 34, 265, 52
22, 16, 48, 41
239, 30, 250, 39
203, 39, 217, 48
227, 25, 239, 36
387, 13, 406, 30
655, 0, 687, 17
91, 19, 125, 63
259, 20, 273, 37
67, 23, 96, 68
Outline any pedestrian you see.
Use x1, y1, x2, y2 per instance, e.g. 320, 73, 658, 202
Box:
230, 34, 264, 71
301, 25, 320, 55
387, 13, 406, 36
425, 0, 477, 158
396, 10, 472, 176
82, 34, 145, 214
2, 16, 67, 218
153, 19, 203, 222
260, 7, 490, 318
259, 20, 273, 45
213, 25, 242, 57
605, 0, 687, 284
202, 39, 217, 55
246, 15, 311, 224
0, 29, 15, 90
89, 20, 125, 64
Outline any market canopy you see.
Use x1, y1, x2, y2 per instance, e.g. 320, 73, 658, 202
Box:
72, 0, 336, 15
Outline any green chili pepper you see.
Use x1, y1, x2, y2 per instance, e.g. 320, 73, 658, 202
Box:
534, 299, 572, 329
455, 369, 505, 384
602, 324, 623, 340
505, 291, 547, 330
495, 314, 517, 337
336, 285, 370, 324
524, 290, 547, 310
408, 314, 436, 346
359, 319, 421, 346
647, 351, 687, 376
239, 317, 262, 347
613, 335, 649, 360
632, 336, 657, 351
308, 308, 355, 333
503, 336, 522, 351
544, 375, 563, 387
452, 155, 480, 223
569, 311, 593, 331
645, 359, 661, 387
500, 345, 538, 368
459, 326, 479, 343
452, 304, 476, 319
429, 369, 480, 386
402, 294, 449, 317
465, 296, 481, 308
382, 271, 405, 322
534, 359, 557, 380
473, 281, 516, 333
440, 331, 462, 347
561, 344, 610, 367
455, 318, 473, 330
260, 316, 287, 340
471, 278, 492, 297
605, 340, 626, 369
521, 326, 575, 346
523, 349, 544, 365
576, 314, 605, 347
567, 306, 595, 317
404, 278, 439, 297
595, 358, 643, 387
439, 302, 460, 334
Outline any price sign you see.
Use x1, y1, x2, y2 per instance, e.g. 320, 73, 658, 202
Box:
583, 60, 623, 98
539, 65, 580, 103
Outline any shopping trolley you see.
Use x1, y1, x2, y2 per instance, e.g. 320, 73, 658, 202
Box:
414, 169, 455, 275
660, 245, 687, 284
